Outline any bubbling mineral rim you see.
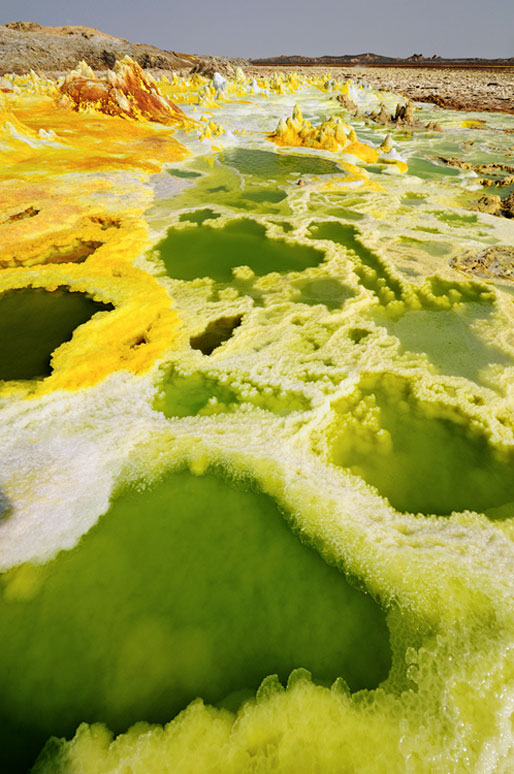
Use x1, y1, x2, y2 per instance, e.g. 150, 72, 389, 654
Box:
1, 61, 514, 774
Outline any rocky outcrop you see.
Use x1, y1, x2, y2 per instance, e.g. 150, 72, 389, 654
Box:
363, 100, 441, 131
451, 246, 514, 281
189, 56, 248, 79
439, 158, 514, 177
0, 21, 198, 74
336, 93, 359, 114
474, 193, 514, 218
415, 92, 514, 115
437, 157, 514, 208
370, 100, 415, 125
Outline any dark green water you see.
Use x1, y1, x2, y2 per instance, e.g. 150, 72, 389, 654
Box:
432, 211, 479, 228
381, 306, 512, 383
293, 277, 355, 309
178, 209, 220, 225
332, 388, 514, 516
307, 221, 404, 304
0, 471, 391, 772
157, 219, 324, 282
220, 148, 342, 178
155, 370, 311, 417
407, 157, 462, 180
168, 169, 202, 179
242, 190, 287, 204
0, 288, 112, 381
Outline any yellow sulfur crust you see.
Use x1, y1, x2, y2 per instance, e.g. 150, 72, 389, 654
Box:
0, 65, 193, 394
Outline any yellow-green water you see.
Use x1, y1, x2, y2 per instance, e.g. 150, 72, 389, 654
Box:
157, 218, 324, 282
1, 471, 390, 772
3, 76, 514, 774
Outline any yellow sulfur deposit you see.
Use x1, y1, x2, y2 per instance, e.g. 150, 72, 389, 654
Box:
270, 103, 362, 151
0, 61, 191, 393
0, 260, 179, 394
3, 60, 514, 774
269, 104, 407, 171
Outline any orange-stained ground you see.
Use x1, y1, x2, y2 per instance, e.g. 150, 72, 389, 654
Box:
0, 60, 193, 395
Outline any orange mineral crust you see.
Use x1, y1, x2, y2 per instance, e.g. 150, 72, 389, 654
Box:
0, 183, 142, 270
0, 58, 189, 393
0, 103, 190, 176
59, 57, 189, 124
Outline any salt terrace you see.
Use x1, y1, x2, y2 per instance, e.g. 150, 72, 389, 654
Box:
1, 57, 514, 773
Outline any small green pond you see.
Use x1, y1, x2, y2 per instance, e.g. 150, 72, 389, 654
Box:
0, 471, 391, 772
0, 288, 112, 381
157, 219, 324, 282
220, 148, 342, 178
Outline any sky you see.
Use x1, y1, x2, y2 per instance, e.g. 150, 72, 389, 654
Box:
1, 0, 513, 60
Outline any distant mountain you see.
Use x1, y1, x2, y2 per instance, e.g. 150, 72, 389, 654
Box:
249, 52, 514, 68
1, 24, 511, 77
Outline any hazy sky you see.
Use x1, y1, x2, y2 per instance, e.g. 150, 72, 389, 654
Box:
1, 0, 513, 59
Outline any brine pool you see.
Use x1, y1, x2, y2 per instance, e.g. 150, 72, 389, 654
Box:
2, 76, 514, 773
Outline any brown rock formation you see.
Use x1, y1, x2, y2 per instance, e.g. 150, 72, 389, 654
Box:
0, 21, 198, 74
474, 193, 514, 218
336, 93, 360, 114
189, 56, 236, 78
367, 100, 441, 131
451, 246, 514, 281
416, 93, 514, 115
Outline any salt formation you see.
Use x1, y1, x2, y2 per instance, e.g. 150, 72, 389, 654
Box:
1, 60, 514, 774
270, 104, 407, 170
212, 71, 227, 95
60, 56, 188, 123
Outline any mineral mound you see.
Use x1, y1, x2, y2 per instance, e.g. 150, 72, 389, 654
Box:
60, 57, 188, 123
